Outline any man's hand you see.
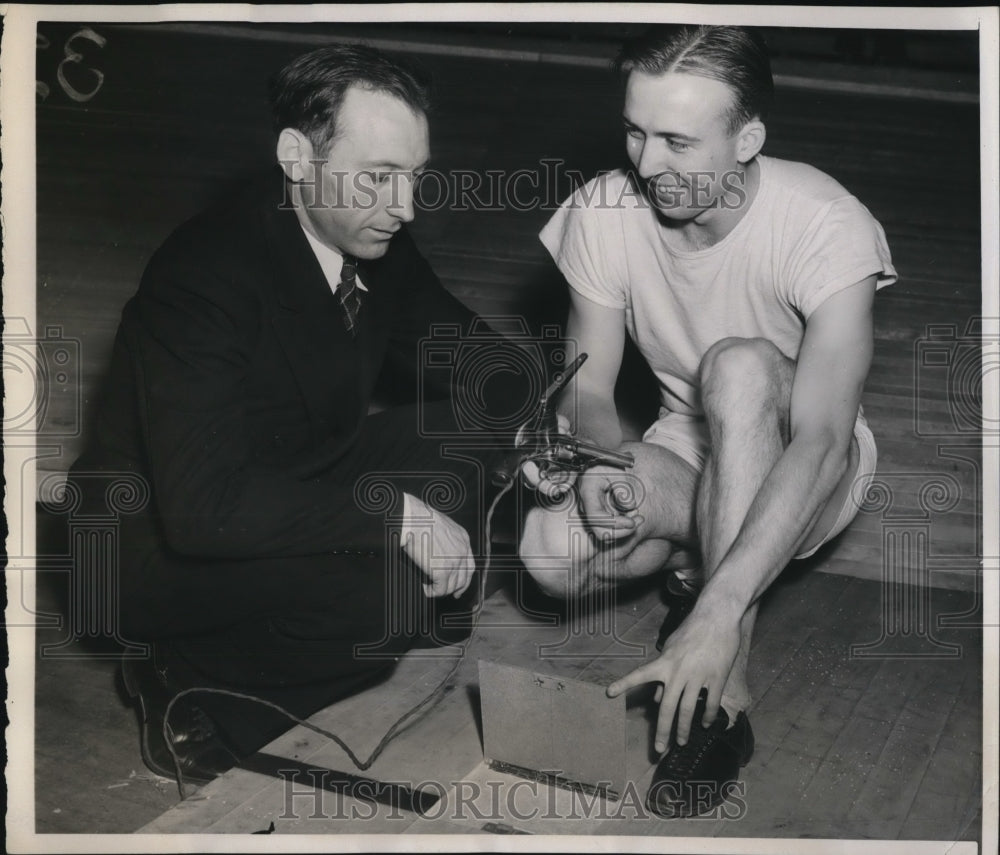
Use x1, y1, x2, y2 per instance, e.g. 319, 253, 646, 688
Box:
576, 465, 643, 541
400, 493, 474, 598
607, 605, 741, 751
522, 414, 641, 541
520, 413, 577, 497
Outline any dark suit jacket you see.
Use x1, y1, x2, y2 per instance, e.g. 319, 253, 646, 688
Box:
74, 170, 483, 567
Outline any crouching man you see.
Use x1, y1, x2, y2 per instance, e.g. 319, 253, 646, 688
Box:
519, 24, 895, 818
71, 44, 517, 788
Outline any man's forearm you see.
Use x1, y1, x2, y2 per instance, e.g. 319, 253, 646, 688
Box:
561, 391, 623, 450
696, 433, 849, 619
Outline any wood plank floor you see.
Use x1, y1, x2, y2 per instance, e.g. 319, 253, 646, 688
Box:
25, 20, 988, 845
133, 570, 982, 838
33, 544, 981, 838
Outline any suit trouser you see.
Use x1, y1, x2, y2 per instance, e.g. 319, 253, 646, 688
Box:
121, 402, 507, 755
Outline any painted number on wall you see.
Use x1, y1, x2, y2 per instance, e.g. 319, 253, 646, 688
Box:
37, 27, 107, 103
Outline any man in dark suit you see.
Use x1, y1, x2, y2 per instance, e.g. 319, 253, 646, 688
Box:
71, 44, 518, 785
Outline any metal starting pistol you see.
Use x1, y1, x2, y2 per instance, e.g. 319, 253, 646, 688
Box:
491, 353, 635, 487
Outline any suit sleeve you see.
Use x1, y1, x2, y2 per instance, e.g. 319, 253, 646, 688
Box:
128, 237, 401, 560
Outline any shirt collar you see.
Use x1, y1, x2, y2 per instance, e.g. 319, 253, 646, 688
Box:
300, 226, 369, 294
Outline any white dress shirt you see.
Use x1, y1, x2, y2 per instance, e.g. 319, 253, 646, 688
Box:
300, 227, 370, 296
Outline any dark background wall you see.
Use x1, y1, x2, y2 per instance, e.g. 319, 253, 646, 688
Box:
33, 21, 982, 511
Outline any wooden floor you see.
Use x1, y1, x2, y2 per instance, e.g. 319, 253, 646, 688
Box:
35, 549, 983, 839
27, 20, 987, 845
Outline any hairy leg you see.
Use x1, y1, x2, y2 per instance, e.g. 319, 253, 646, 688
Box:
696, 339, 793, 713
695, 337, 858, 714
519, 440, 699, 598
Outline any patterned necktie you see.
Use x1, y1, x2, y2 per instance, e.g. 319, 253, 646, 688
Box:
338, 255, 362, 336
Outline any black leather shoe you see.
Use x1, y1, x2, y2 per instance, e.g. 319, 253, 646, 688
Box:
646, 699, 754, 818
655, 570, 700, 651
121, 655, 242, 788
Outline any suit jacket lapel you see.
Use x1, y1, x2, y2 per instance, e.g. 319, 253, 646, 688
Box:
263, 177, 336, 314
261, 178, 362, 436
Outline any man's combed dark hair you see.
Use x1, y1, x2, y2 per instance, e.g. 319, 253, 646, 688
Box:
614, 25, 774, 133
269, 44, 432, 156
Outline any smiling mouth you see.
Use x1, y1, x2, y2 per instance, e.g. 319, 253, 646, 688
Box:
650, 174, 688, 195
650, 189, 688, 210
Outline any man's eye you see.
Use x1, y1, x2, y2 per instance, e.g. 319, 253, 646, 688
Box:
668, 141, 690, 153
625, 127, 644, 140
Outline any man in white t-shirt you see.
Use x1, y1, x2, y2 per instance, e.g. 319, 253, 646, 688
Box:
519, 25, 896, 818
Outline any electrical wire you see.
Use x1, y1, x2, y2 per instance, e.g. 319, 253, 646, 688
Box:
162, 476, 519, 796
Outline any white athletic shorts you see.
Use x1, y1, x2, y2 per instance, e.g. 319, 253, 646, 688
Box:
641, 408, 878, 560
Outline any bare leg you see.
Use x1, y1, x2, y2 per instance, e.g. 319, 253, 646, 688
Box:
695, 338, 794, 716
694, 336, 860, 715
519, 441, 699, 597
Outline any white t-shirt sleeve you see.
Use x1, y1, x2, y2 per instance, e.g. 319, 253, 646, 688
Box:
784, 196, 897, 319
539, 178, 629, 310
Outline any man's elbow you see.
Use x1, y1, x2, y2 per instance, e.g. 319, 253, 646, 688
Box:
521, 559, 580, 599
519, 528, 603, 599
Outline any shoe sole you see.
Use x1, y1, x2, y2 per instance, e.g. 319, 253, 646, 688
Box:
121, 660, 214, 786
120, 657, 139, 698
646, 714, 754, 820
645, 772, 748, 819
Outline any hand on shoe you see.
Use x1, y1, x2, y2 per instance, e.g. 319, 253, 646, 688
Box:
400, 493, 475, 598
607, 605, 741, 751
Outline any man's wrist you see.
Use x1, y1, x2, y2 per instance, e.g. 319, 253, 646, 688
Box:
577, 415, 623, 451
400, 492, 428, 543
695, 573, 750, 623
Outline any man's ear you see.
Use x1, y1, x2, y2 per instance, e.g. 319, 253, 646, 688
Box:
276, 128, 315, 183
735, 119, 766, 164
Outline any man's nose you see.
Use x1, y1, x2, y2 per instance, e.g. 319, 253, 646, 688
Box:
634, 140, 669, 181
388, 175, 416, 223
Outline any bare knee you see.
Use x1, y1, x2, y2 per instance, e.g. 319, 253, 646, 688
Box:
518, 506, 593, 599
699, 337, 785, 391
699, 337, 791, 423
519, 543, 573, 599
